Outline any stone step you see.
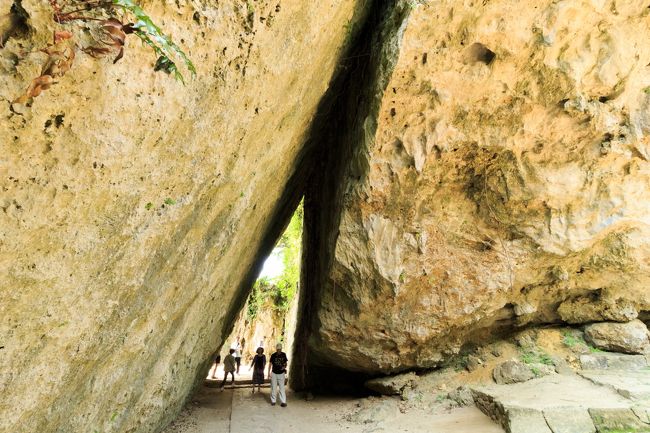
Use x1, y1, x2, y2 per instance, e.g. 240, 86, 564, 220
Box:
580, 370, 650, 401
579, 352, 648, 371
471, 375, 650, 433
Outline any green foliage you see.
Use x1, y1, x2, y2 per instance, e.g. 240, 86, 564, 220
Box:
520, 349, 553, 366
562, 330, 581, 348
453, 354, 470, 372
246, 277, 268, 320
246, 202, 303, 320
272, 202, 303, 312
589, 345, 604, 353
113, 0, 196, 83
145, 202, 153, 210
246, 0, 255, 15
644, 86, 650, 95
163, 198, 176, 205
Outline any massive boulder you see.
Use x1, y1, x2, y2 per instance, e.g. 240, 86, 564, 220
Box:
0, 0, 368, 431
584, 320, 650, 354
296, 0, 650, 383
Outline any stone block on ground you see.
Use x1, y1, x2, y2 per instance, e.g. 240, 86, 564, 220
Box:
588, 408, 650, 432
466, 354, 483, 372
472, 375, 633, 433
580, 353, 647, 371
580, 371, 650, 401
364, 372, 418, 395
448, 386, 474, 407
507, 407, 552, 433
543, 408, 595, 433
584, 320, 650, 355
632, 406, 650, 424
493, 360, 535, 384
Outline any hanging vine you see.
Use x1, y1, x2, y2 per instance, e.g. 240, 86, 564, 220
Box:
13, 0, 195, 105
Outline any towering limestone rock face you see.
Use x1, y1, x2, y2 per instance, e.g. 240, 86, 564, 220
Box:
0, 0, 367, 431
298, 0, 650, 382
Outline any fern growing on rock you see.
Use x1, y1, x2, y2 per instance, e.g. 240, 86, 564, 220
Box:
14, 0, 195, 105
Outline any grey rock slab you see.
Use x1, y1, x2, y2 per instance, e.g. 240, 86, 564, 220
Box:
507, 407, 552, 433
580, 353, 647, 371
632, 406, 650, 424
588, 408, 650, 432
543, 408, 595, 433
584, 320, 650, 355
493, 360, 535, 384
580, 370, 650, 401
449, 385, 475, 407
472, 375, 630, 412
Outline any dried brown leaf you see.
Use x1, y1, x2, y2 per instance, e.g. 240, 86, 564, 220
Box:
13, 74, 54, 104
82, 45, 111, 58
53, 30, 73, 43
41, 46, 74, 77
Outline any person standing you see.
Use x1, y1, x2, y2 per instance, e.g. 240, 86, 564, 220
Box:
209, 354, 221, 379
249, 347, 266, 394
267, 343, 288, 407
231, 339, 242, 375
220, 349, 236, 391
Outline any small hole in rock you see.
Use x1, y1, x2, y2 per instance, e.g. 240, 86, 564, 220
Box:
467, 42, 496, 65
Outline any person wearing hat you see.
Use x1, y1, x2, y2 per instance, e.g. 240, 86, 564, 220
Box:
267, 343, 288, 406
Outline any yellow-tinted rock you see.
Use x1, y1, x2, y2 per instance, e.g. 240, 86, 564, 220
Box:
0, 0, 367, 432
300, 0, 650, 376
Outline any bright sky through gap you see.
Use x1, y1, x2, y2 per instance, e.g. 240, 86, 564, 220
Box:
259, 248, 284, 279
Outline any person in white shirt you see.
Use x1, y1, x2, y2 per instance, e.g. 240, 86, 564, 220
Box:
231, 338, 242, 374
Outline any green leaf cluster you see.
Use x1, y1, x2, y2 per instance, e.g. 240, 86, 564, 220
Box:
113, 0, 196, 82
520, 349, 554, 366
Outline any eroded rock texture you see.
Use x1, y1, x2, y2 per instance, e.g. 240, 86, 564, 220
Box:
0, 0, 367, 431
298, 0, 650, 381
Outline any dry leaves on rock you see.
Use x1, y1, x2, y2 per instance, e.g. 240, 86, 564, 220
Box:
13, 31, 75, 105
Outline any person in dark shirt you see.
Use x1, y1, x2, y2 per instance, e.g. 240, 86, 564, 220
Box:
267, 343, 288, 407
249, 347, 266, 394
209, 354, 221, 379
269, 343, 289, 407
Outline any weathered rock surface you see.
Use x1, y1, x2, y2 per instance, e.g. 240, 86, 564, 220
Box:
580, 353, 648, 371
448, 386, 475, 407
0, 0, 368, 432
365, 372, 417, 395
588, 408, 650, 433
558, 295, 638, 324
297, 0, 650, 380
492, 361, 535, 385
471, 375, 636, 433
580, 370, 650, 401
584, 320, 650, 354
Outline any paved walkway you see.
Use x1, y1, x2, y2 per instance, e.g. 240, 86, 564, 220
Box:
471, 355, 650, 433
163, 384, 504, 433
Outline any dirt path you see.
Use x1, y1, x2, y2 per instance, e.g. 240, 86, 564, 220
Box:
163, 384, 504, 433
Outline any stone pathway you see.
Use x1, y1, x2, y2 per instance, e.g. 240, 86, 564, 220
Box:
163, 384, 504, 433
472, 353, 650, 433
